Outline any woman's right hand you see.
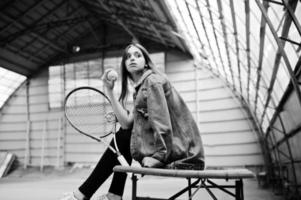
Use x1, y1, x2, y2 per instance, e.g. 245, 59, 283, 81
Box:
101, 69, 117, 93
101, 68, 133, 129
142, 157, 164, 168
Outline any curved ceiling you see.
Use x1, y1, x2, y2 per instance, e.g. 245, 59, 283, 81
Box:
0, 0, 189, 77
166, 0, 301, 132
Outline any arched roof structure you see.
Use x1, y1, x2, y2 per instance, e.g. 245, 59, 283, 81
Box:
0, 0, 300, 198
166, 1, 301, 197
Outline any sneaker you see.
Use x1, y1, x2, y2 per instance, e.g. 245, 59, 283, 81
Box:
97, 193, 122, 200
60, 192, 78, 200
97, 194, 109, 200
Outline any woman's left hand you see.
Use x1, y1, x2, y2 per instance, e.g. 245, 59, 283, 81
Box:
142, 157, 164, 168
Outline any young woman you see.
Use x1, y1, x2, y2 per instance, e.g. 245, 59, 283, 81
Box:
61, 43, 205, 200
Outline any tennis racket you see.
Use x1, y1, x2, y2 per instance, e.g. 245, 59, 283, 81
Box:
64, 86, 129, 166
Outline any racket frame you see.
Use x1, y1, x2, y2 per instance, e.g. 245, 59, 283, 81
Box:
64, 86, 127, 164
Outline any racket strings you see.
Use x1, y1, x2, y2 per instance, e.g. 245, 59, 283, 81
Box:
65, 90, 115, 137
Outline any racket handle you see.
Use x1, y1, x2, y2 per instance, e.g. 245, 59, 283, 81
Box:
117, 155, 130, 166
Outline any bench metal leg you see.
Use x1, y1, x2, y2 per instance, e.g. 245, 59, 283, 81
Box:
168, 179, 200, 199
132, 174, 138, 200
130, 173, 245, 200
235, 180, 244, 200
187, 178, 192, 200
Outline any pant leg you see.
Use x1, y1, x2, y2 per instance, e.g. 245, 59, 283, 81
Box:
108, 128, 132, 195
78, 128, 132, 199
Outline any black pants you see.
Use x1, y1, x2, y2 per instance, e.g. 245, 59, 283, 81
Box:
78, 128, 132, 199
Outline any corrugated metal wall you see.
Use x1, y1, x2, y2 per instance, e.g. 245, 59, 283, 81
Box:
0, 70, 64, 168
0, 50, 264, 168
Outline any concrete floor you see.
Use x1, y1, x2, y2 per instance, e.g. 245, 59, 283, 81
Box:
0, 166, 284, 200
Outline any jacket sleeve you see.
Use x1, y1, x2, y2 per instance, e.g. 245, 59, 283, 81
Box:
147, 83, 172, 163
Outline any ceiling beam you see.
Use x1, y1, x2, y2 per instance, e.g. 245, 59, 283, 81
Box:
96, 0, 138, 41
229, 0, 243, 95
0, 0, 47, 36
264, 58, 301, 188
205, 0, 228, 83
195, 0, 219, 71
255, 0, 301, 125
184, 1, 207, 59
3, 15, 96, 38
132, 0, 167, 47
77, 0, 106, 46
245, 0, 251, 103
26, 6, 86, 61
195, 5, 262, 91
153, 0, 188, 53
0, 48, 39, 76
5, 44, 45, 64
216, 0, 235, 91
125, 25, 170, 46
274, 115, 298, 186
255, 1, 269, 115
202, 25, 261, 92
266, 56, 301, 137
173, 0, 201, 54
0, 1, 68, 53
282, 0, 301, 36
0, 0, 15, 12
117, 10, 170, 27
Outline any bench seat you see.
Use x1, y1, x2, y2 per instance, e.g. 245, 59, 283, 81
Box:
113, 166, 255, 200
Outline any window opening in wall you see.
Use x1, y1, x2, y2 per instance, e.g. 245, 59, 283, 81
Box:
0, 67, 26, 109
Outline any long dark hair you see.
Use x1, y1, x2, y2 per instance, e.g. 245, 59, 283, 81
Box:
118, 43, 160, 107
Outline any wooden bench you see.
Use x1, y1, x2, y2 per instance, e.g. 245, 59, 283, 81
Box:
113, 166, 255, 200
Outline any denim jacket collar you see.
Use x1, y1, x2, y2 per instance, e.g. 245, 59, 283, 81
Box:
133, 69, 152, 90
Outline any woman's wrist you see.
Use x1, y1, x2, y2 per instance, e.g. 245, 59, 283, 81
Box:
106, 89, 115, 99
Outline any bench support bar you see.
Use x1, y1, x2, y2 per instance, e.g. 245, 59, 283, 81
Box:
131, 174, 244, 200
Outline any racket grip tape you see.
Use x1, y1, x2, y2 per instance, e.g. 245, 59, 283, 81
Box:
117, 155, 130, 166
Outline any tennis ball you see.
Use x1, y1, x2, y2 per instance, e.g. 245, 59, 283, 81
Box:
107, 69, 118, 81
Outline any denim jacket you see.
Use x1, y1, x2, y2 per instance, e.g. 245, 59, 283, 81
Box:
130, 70, 205, 169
